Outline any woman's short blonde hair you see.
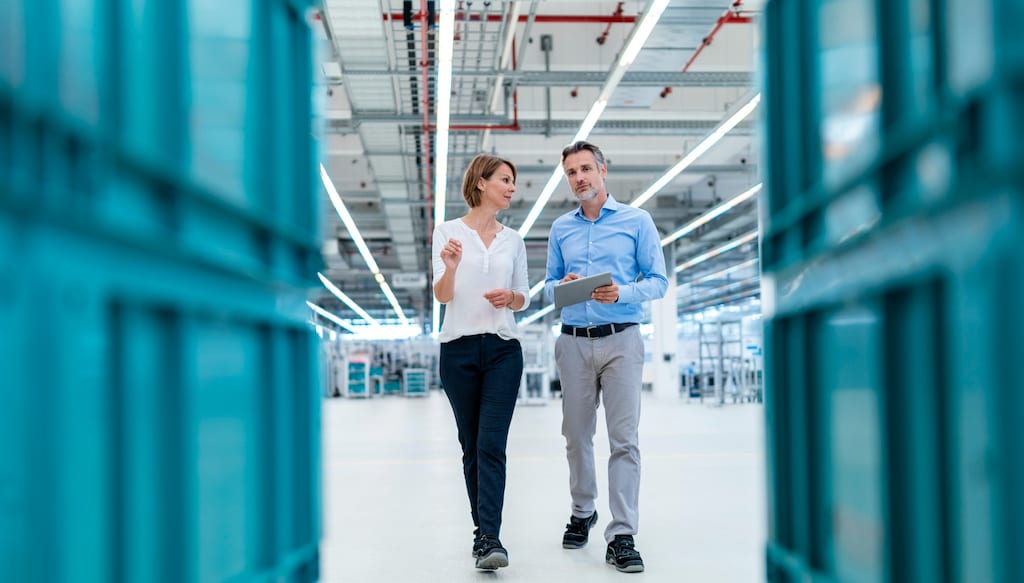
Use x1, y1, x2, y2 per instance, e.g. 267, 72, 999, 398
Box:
461, 154, 517, 208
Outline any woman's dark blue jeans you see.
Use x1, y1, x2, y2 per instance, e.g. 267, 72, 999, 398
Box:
439, 333, 523, 538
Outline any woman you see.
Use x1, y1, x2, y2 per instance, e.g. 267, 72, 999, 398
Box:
431, 154, 530, 570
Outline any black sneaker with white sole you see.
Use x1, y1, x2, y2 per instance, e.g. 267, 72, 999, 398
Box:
472, 528, 483, 558
562, 511, 598, 549
474, 535, 509, 570
606, 534, 644, 573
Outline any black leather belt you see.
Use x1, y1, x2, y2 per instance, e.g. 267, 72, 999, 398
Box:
561, 322, 637, 339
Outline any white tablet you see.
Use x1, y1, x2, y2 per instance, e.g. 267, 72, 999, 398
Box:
553, 272, 613, 309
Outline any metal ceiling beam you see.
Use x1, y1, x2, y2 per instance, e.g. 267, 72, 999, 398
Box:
677, 285, 761, 314
327, 117, 755, 135
385, 12, 638, 24
339, 69, 753, 87
344, 164, 752, 185
515, 163, 754, 174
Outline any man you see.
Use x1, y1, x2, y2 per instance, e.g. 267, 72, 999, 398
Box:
545, 140, 668, 573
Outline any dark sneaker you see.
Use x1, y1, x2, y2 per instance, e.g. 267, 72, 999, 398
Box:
472, 528, 483, 558
606, 534, 644, 573
474, 535, 509, 570
562, 511, 599, 549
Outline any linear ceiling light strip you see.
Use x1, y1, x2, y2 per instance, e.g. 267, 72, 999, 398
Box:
674, 230, 759, 274
630, 92, 762, 209
517, 0, 671, 239
528, 280, 545, 298
518, 281, 548, 322
306, 301, 358, 332
519, 303, 555, 327
679, 258, 759, 293
431, 0, 458, 337
379, 279, 406, 319
682, 276, 761, 304
317, 272, 381, 326
433, 0, 456, 227
678, 287, 761, 314
321, 164, 377, 271
660, 183, 762, 246
320, 164, 410, 325
517, 168, 565, 238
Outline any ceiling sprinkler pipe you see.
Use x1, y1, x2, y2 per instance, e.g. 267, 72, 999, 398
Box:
659, 0, 753, 97
420, 0, 434, 237
596, 2, 625, 45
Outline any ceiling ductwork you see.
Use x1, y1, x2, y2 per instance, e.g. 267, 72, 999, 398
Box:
317, 0, 764, 329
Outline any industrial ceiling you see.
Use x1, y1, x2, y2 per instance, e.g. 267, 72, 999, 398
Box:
314, 0, 764, 335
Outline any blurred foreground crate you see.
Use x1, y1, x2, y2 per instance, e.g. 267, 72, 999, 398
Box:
0, 1, 323, 582
761, 1, 1023, 582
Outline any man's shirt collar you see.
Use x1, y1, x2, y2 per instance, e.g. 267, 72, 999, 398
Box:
573, 193, 622, 219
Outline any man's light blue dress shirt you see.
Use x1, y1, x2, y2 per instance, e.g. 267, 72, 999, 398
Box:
545, 194, 668, 327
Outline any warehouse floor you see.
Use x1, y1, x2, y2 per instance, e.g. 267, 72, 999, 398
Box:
320, 390, 766, 582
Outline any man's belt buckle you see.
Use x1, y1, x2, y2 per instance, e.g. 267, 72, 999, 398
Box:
585, 325, 600, 338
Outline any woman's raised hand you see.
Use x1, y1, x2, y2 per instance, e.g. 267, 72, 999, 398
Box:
440, 238, 463, 270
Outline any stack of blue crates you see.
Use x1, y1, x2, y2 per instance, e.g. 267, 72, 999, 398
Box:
1, 2, 323, 582
761, 1, 1023, 582
402, 368, 429, 397
346, 360, 370, 397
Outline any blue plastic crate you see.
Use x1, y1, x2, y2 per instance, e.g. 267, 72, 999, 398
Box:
1, 1, 323, 582
761, 1, 1024, 581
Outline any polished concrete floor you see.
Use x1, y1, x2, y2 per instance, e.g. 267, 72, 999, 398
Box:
320, 390, 766, 582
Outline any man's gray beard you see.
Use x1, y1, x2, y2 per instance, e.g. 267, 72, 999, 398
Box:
574, 188, 598, 202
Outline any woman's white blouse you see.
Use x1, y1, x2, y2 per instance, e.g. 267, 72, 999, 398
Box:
431, 219, 531, 342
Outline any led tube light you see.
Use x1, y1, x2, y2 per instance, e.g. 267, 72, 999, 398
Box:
674, 230, 759, 274
307, 301, 358, 332
318, 272, 380, 326
321, 164, 410, 325
631, 93, 761, 209
517, 0, 671, 239
661, 183, 762, 246
433, 0, 456, 226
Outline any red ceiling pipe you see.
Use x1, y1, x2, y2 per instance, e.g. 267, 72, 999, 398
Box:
420, 0, 435, 237
596, 3, 625, 45
388, 13, 636, 24
452, 0, 463, 41
659, 0, 753, 97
